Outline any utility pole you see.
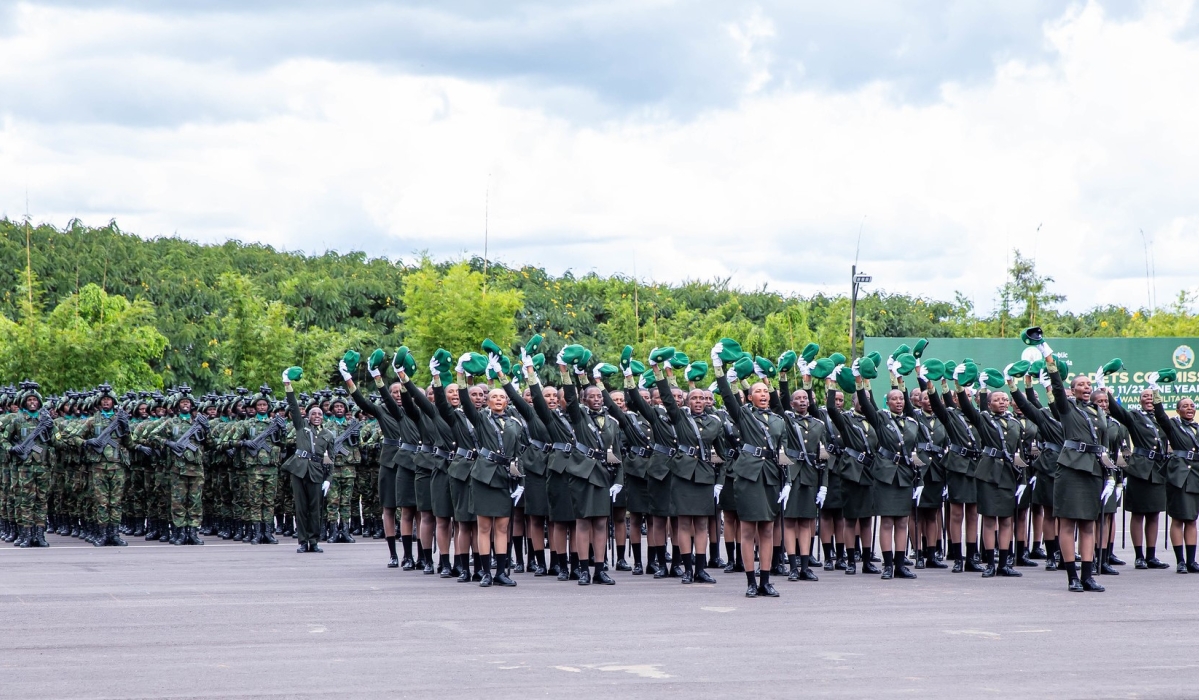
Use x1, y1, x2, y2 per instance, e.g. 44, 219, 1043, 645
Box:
849, 266, 871, 360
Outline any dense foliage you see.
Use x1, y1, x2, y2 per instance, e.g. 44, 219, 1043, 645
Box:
2, 218, 1195, 393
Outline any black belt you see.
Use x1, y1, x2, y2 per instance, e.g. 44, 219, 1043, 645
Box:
627, 445, 650, 458
877, 446, 902, 464
652, 443, 677, 458
382, 438, 402, 447
916, 441, 938, 452
1042, 442, 1062, 453
399, 442, 420, 452
551, 442, 573, 455
1064, 439, 1106, 455
528, 439, 552, 454
294, 449, 322, 464
981, 446, 1006, 459
947, 443, 980, 459
744, 445, 778, 462
478, 447, 508, 464
1173, 450, 1199, 461
1134, 447, 1164, 461
784, 446, 811, 465
679, 444, 706, 460
574, 443, 604, 462
417, 445, 436, 454
826, 443, 844, 456
432, 447, 451, 460
844, 447, 874, 466
454, 448, 478, 461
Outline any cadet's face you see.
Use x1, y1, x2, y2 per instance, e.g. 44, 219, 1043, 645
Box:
425, 388, 434, 402
749, 382, 770, 409
639, 390, 651, 405
1140, 390, 1155, 412
852, 394, 861, 412
99, 396, 114, 410
886, 390, 905, 414
1072, 376, 1092, 403
651, 389, 661, 406
833, 391, 844, 409
790, 390, 808, 413
308, 407, 324, 427
523, 390, 532, 404
685, 390, 704, 414
178, 399, 193, 414
704, 391, 714, 408
389, 383, 402, 402
206, 407, 218, 418
1092, 391, 1108, 411
255, 399, 270, 414
988, 392, 1009, 414
488, 389, 507, 413
610, 391, 626, 411
1178, 399, 1196, 422
332, 402, 346, 417
446, 385, 461, 408
23, 396, 40, 412
582, 387, 603, 411
469, 385, 487, 409
542, 387, 559, 410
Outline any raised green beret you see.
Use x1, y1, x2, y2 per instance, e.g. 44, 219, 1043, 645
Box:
482, 339, 504, 357
432, 348, 453, 366
1029, 359, 1045, 376
578, 348, 593, 368
1020, 326, 1044, 346
777, 350, 797, 372
866, 351, 883, 369
620, 345, 634, 370
650, 346, 676, 364
811, 357, 835, 379
894, 353, 916, 376
982, 368, 1005, 389
367, 349, 386, 371
1102, 358, 1123, 375
1158, 368, 1177, 384
525, 334, 544, 356
462, 352, 489, 376
669, 352, 690, 370
943, 360, 957, 378
912, 338, 928, 359
1008, 360, 1031, 377
686, 362, 708, 383
733, 356, 755, 380
830, 352, 847, 366
835, 366, 857, 394
801, 343, 820, 363
561, 344, 587, 366
596, 363, 620, 378
284, 366, 304, 382
532, 353, 546, 371
755, 356, 777, 378
956, 361, 979, 387
891, 344, 911, 360
923, 358, 945, 381
858, 357, 878, 380
718, 338, 743, 363
630, 360, 646, 376
342, 350, 361, 372
639, 372, 655, 390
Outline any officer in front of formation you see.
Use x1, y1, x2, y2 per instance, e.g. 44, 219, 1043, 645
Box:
281, 366, 332, 553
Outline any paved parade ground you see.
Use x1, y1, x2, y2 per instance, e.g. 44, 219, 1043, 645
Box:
4, 532, 1199, 699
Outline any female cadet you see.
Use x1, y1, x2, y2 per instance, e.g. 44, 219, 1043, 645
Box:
281, 366, 331, 554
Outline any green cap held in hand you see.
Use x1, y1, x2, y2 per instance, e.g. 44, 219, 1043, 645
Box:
1102, 358, 1123, 375
982, 368, 1005, 389
285, 366, 304, 382
858, 357, 878, 380
800, 343, 820, 364
733, 356, 755, 380
810, 357, 835, 379
912, 338, 928, 359
754, 356, 777, 379
482, 339, 504, 358
686, 362, 708, 383
367, 348, 386, 370
649, 346, 676, 364
777, 350, 797, 372
718, 338, 743, 364
894, 353, 916, 376
669, 352, 690, 370
342, 350, 361, 372
620, 345, 634, 370
1020, 327, 1044, 346
835, 366, 857, 394
922, 358, 945, 382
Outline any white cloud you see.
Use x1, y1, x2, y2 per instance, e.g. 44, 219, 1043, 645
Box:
0, 0, 1196, 314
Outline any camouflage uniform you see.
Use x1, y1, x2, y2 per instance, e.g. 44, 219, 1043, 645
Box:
1, 409, 56, 545
149, 412, 208, 543
324, 415, 362, 541
222, 411, 286, 544
357, 417, 381, 535
73, 409, 133, 545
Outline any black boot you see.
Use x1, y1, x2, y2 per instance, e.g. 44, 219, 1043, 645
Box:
94, 525, 107, 547
247, 521, 260, 545
997, 549, 1021, 577
341, 522, 355, 544
109, 524, 127, 547
170, 524, 184, 545
17, 526, 31, 547
1081, 561, 1105, 592
478, 554, 493, 587
190, 526, 205, 545
261, 521, 278, 545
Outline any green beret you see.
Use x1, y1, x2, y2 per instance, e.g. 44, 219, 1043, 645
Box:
432, 348, 453, 366
800, 343, 820, 363
891, 344, 911, 360
733, 356, 755, 379
956, 361, 979, 387
393, 346, 410, 369
923, 358, 945, 381
1020, 327, 1044, 346
639, 372, 655, 390
835, 366, 857, 394
649, 347, 676, 364
718, 338, 743, 363
342, 350, 361, 372
284, 366, 304, 382
1008, 360, 1031, 377
894, 353, 916, 376
462, 352, 489, 376
525, 334, 544, 356
943, 360, 957, 378
1102, 358, 1123, 375
620, 345, 634, 370
810, 358, 835, 379
561, 344, 587, 366
982, 368, 1005, 389
488, 355, 512, 380
596, 363, 620, 378
367, 349, 386, 371
777, 350, 797, 372
532, 353, 546, 371
1158, 368, 1177, 384
912, 338, 928, 359
481, 339, 503, 357
858, 357, 878, 380
669, 352, 690, 370
578, 348, 593, 368
866, 351, 883, 369
1029, 359, 1045, 376
754, 356, 777, 379
630, 360, 646, 376
830, 352, 847, 366
686, 362, 708, 383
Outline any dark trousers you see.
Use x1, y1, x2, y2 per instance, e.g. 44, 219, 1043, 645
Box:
292, 474, 323, 546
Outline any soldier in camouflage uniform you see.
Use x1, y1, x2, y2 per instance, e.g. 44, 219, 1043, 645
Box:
323, 390, 361, 543
72, 384, 133, 546
222, 387, 286, 545
272, 400, 296, 537
0, 386, 16, 542
208, 396, 237, 539
1, 382, 56, 547
149, 389, 209, 545
358, 410, 382, 538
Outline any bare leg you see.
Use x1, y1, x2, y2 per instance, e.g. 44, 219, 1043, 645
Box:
477, 516, 493, 556
382, 506, 396, 538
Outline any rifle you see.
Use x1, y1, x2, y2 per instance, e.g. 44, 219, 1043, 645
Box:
331, 419, 362, 458
86, 409, 130, 453
166, 414, 210, 457
9, 413, 54, 461
242, 415, 287, 455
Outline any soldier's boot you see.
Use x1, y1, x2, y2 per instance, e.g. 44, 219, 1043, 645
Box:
56, 517, 69, 536
170, 524, 185, 545
198, 519, 213, 537
158, 521, 172, 543
17, 527, 33, 547
232, 520, 245, 542
108, 525, 127, 547
341, 522, 355, 544
261, 521, 278, 545
142, 519, 156, 540
34, 526, 49, 547
218, 518, 231, 539
246, 521, 260, 545
351, 518, 363, 537
131, 518, 146, 537
1, 521, 13, 543
323, 521, 333, 542
97, 525, 111, 546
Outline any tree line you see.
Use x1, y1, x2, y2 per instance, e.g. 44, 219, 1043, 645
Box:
1, 218, 1196, 394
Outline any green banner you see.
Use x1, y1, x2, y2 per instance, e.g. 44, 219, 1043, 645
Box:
863, 336, 1199, 409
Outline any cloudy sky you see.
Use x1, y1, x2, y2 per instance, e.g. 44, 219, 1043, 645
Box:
1, 0, 1197, 313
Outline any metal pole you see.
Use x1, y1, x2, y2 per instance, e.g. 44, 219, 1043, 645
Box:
850, 265, 859, 361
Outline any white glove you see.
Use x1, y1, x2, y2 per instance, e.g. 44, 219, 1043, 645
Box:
609, 484, 623, 501
593, 365, 604, 380
953, 363, 967, 381
281, 370, 291, 384
799, 360, 812, 377
753, 362, 768, 379
338, 359, 353, 381
778, 482, 791, 507
1014, 484, 1026, 502
521, 351, 534, 371
832, 364, 844, 379
887, 357, 900, 377
1038, 342, 1054, 358
711, 343, 723, 368
429, 356, 441, 374
647, 348, 659, 368
918, 363, 928, 380
1146, 371, 1160, 392
1003, 362, 1015, 379
713, 484, 724, 501
1029, 476, 1037, 491
456, 353, 470, 375
1122, 477, 1128, 488
707, 382, 718, 393
622, 363, 633, 378
1099, 478, 1115, 503
368, 363, 381, 380
487, 355, 502, 377
510, 485, 525, 503
851, 358, 861, 378
1115, 482, 1123, 504
1039, 370, 1051, 389
726, 368, 738, 384
321, 481, 330, 496
574, 363, 587, 376
815, 485, 827, 507
942, 485, 949, 499
555, 349, 566, 367
1094, 367, 1106, 391
913, 485, 924, 502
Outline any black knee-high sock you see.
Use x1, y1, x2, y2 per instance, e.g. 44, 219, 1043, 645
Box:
726, 541, 736, 563
682, 553, 694, 574
695, 552, 707, 573
1081, 560, 1093, 580
966, 542, 978, 559
422, 547, 434, 566
513, 536, 526, 566
1174, 544, 1185, 565
823, 542, 833, 561
386, 535, 397, 558
672, 545, 680, 566
569, 551, 580, 573
1134, 545, 1144, 559
745, 569, 757, 586
1187, 544, 1196, 565
835, 542, 846, 560
1147, 545, 1157, 560
735, 542, 743, 567
709, 541, 719, 562
882, 551, 894, 567
949, 542, 961, 560
401, 534, 412, 558
1065, 560, 1079, 582
439, 552, 450, 569
632, 543, 643, 565
616, 543, 626, 561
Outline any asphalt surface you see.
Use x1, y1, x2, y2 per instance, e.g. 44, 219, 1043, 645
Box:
3, 526, 1199, 699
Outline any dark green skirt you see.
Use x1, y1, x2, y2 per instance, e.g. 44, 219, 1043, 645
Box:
874, 480, 912, 517
522, 471, 549, 517
842, 480, 874, 520
470, 478, 512, 518
377, 465, 397, 510
734, 473, 779, 523
671, 476, 715, 517
718, 473, 737, 512
1053, 467, 1101, 521
946, 471, 977, 505
783, 482, 819, 519
823, 471, 845, 511
431, 469, 455, 518
647, 473, 674, 517
1167, 485, 1198, 521
414, 469, 433, 512
624, 474, 651, 514
1032, 473, 1054, 508
1125, 475, 1166, 514
916, 479, 943, 510
568, 474, 610, 519
395, 466, 417, 509
449, 476, 475, 523
546, 471, 575, 523
977, 480, 1015, 518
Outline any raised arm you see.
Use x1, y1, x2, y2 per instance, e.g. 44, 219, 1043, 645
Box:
856, 385, 881, 428
502, 380, 537, 424
1105, 390, 1134, 429
377, 382, 407, 424
956, 387, 983, 429
925, 381, 951, 425
1025, 386, 1042, 410
432, 384, 455, 424
1152, 398, 1185, 449
286, 390, 305, 431
405, 379, 439, 419
1047, 358, 1071, 407
657, 375, 688, 427
349, 387, 382, 420
716, 373, 743, 423
1010, 385, 1048, 431
824, 381, 848, 433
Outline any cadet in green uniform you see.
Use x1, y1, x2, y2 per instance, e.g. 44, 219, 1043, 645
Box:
395, 360, 455, 577
431, 354, 480, 582
73, 385, 132, 547
826, 366, 882, 576
1106, 387, 1170, 569
1, 383, 56, 547
625, 354, 678, 578
281, 367, 332, 553
926, 371, 986, 573
323, 390, 361, 543
502, 361, 556, 577
149, 390, 209, 545
1090, 385, 1126, 572
1148, 374, 1199, 573
910, 374, 949, 569
223, 387, 286, 545
1011, 366, 1065, 570
602, 377, 652, 574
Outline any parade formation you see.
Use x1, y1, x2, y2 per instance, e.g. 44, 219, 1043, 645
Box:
3, 328, 1196, 598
